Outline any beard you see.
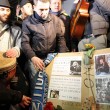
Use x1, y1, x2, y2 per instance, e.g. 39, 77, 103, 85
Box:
0, 14, 10, 23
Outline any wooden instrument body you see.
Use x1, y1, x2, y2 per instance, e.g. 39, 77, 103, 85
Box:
70, 0, 90, 40
0, 52, 16, 79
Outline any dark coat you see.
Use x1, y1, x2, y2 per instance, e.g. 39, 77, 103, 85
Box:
0, 87, 22, 110
21, 12, 67, 59
57, 10, 71, 51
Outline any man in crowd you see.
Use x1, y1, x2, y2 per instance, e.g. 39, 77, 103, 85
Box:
50, 0, 71, 51
0, 0, 30, 99
0, 55, 31, 110
21, 0, 67, 109
15, 0, 33, 87
16, 0, 33, 22
21, 0, 67, 71
0, 0, 31, 109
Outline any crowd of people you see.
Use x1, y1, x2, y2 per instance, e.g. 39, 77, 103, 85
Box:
0, 0, 110, 110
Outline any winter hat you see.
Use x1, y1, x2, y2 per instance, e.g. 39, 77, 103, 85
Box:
0, 0, 11, 8
20, 0, 30, 7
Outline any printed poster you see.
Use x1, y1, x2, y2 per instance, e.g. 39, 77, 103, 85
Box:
94, 53, 110, 104
48, 56, 82, 102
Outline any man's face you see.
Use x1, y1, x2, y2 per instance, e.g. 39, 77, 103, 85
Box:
0, 6, 11, 23
50, 0, 62, 12
34, 1, 50, 20
22, 3, 33, 17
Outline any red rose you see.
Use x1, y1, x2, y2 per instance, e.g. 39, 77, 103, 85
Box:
44, 102, 54, 110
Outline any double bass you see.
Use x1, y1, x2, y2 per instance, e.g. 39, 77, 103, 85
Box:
70, 0, 90, 40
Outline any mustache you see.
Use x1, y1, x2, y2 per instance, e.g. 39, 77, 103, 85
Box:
3, 15, 10, 19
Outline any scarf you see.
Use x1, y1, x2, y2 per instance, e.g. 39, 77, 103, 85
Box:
34, 11, 47, 23
30, 53, 57, 110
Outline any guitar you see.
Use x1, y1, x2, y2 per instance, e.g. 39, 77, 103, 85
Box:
70, 0, 90, 40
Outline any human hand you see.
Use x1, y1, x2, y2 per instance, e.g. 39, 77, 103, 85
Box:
20, 95, 31, 108
31, 56, 45, 70
6, 48, 18, 58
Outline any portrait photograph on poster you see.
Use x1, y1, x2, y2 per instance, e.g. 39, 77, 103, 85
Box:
94, 54, 110, 76
96, 77, 110, 104
50, 90, 59, 99
70, 61, 81, 75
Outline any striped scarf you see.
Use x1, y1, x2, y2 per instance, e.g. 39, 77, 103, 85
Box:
30, 53, 57, 110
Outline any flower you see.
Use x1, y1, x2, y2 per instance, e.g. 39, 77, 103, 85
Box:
44, 102, 54, 110
84, 43, 95, 58
44, 102, 64, 110
85, 43, 95, 49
